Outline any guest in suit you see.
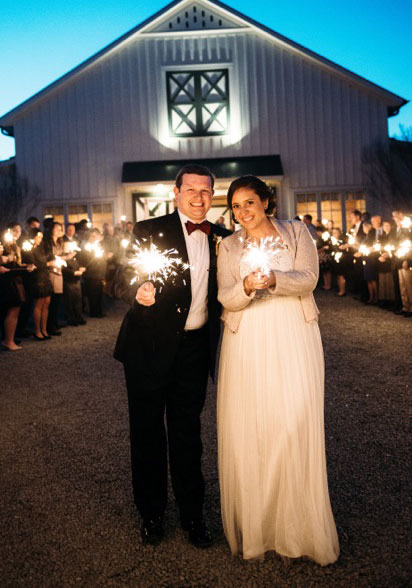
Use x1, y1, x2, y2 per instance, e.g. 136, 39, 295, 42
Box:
355, 221, 379, 304
390, 209, 409, 314
114, 164, 230, 548
79, 228, 106, 318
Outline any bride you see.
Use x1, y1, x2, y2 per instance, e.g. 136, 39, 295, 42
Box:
217, 176, 339, 565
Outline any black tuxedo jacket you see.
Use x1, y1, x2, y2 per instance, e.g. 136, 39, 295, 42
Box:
114, 210, 230, 387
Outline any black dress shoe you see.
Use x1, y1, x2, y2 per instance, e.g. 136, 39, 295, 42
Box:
33, 334, 45, 341
141, 517, 164, 546
41, 333, 52, 340
182, 519, 212, 548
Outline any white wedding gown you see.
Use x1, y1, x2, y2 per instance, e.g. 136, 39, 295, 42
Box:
217, 245, 339, 565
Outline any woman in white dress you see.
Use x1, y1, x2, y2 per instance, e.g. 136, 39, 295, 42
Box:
217, 176, 339, 565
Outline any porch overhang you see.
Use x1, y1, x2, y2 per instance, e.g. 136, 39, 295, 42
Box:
122, 155, 283, 183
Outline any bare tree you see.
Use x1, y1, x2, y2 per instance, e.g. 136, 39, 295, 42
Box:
0, 164, 41, 230
362, 129, 412, 211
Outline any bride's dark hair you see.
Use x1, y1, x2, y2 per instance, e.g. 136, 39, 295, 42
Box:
227, 176, 276, 221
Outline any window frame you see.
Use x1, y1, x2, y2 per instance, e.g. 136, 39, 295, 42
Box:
166, 68, 230, 137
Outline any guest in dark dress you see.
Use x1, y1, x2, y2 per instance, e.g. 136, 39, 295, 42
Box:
331, 228, 351, 296
1, 224, 33, 351
355, 221, 379, 304
62, 238, 86, 326
79, 228, 107, 317
377, 221, 396, 308
27, 229, 53, 340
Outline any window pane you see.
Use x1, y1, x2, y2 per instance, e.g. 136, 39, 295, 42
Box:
345, 192, 366, 223
68, 204, 88, 225
92, 203, 113, 231
44, 206, 64, 225
320, 192, 342, 230
296, 193, 317, 218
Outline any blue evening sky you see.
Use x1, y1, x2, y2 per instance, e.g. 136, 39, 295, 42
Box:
1, 0, 411, 160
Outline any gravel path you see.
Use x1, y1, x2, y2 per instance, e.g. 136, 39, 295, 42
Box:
1, 291, 410, 587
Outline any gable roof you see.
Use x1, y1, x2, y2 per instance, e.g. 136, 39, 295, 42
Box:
0, 0, 407, 127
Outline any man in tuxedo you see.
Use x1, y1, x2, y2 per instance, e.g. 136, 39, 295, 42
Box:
114, 164, 230, 548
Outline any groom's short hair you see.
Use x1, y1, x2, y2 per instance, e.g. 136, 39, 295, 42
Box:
175, 164, 215, 190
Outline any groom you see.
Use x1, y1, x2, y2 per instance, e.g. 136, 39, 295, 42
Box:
114, 164, 230, 547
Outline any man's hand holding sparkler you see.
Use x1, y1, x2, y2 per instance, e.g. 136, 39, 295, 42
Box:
244, 270, 276, 296
136, 281, 156, 306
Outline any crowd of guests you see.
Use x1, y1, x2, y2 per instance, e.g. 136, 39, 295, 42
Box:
301, 209, 412, 317
2, 207, 410, 352
0, 216, 134, 351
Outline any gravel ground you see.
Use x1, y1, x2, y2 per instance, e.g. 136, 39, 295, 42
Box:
0, 291, 411, 587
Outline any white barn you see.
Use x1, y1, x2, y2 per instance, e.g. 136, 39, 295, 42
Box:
0, 0, 406, 230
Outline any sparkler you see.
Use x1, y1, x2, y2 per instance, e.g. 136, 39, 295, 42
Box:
128, 237, 189, 286
346, 233, 356, 246
64, 241, 81, 254
396, 239, 412, 258
84, 241, 104, 258
358, 244, 371, 256
241, 236, 288, 277
333, 252, 343, 263
4, 229, 13, 243
22, 240, 34, 252
54, 256, 67, 270
401, 216, 411, 229
120, 215, 127, 222
121, 238, 130, 249
321, 231, 331, 241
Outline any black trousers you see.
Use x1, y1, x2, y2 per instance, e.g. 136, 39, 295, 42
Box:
124, 326, 209, 523
83, 278, 103, 317
47, 293, 62, 332
63, 280, 84, 323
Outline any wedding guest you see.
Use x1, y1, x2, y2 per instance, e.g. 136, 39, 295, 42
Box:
378, 220, 396, 308
316, 228, 332, 290
302, 214, 318, 239
26, 229, 53, 340
62, 240, 87, 326
44, 222, 67, 335
357, 221, 379, 304
102, 224, 121, 297
1, 224, 30, 350
79, 228, 107, 317
390, 210, 407, 314
215, 216, 227, 229
331, 228, 351, 296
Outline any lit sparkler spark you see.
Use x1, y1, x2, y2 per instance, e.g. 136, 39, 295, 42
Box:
401, 216, 411, 229
120, 215, 127, 222
396, 239, 412, 258
334, 252, 343, 263
4, 230, 13, 243
358, 245, 370, 256
373, 243, 381, 252
330, 236, 341, 246
346, 233, 356, 246
383, 244, 395, 258
242, 236, 287, 277
129, 240, 189, 285
54, 256, 67, 269
65, 241, 81, 253
84, 242, 104, 258
121, 238, 130, 249
22, 240, 34, 252
322, 218, 329, 226
322, 231, 331, 241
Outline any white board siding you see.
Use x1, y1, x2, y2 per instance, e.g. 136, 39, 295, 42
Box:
12, 30, 391, 213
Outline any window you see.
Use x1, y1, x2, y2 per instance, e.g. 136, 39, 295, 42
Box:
43, 206, 64, 225
345, 192, 366, 223
91, 203, 113, 231
321, 192, 342, 230
68, 204, 88, 225
166, 69, 229, 136
296, 193, 317, 219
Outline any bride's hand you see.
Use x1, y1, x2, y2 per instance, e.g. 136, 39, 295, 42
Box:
244, 270, 276, 295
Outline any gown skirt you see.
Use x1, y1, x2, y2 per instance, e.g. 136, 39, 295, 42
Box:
217, 294, 339, 565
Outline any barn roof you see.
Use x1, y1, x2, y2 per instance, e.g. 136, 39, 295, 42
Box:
0, 0, 407, 128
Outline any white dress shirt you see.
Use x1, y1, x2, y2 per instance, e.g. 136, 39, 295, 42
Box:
178, 210, 210, 330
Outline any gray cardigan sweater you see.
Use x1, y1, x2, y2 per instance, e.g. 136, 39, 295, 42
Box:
217, 218, 320, 333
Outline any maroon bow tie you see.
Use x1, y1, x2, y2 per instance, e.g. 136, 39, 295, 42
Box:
185, 220, 210, 236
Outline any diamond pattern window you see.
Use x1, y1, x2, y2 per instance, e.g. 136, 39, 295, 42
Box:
166, 70, 229, 137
